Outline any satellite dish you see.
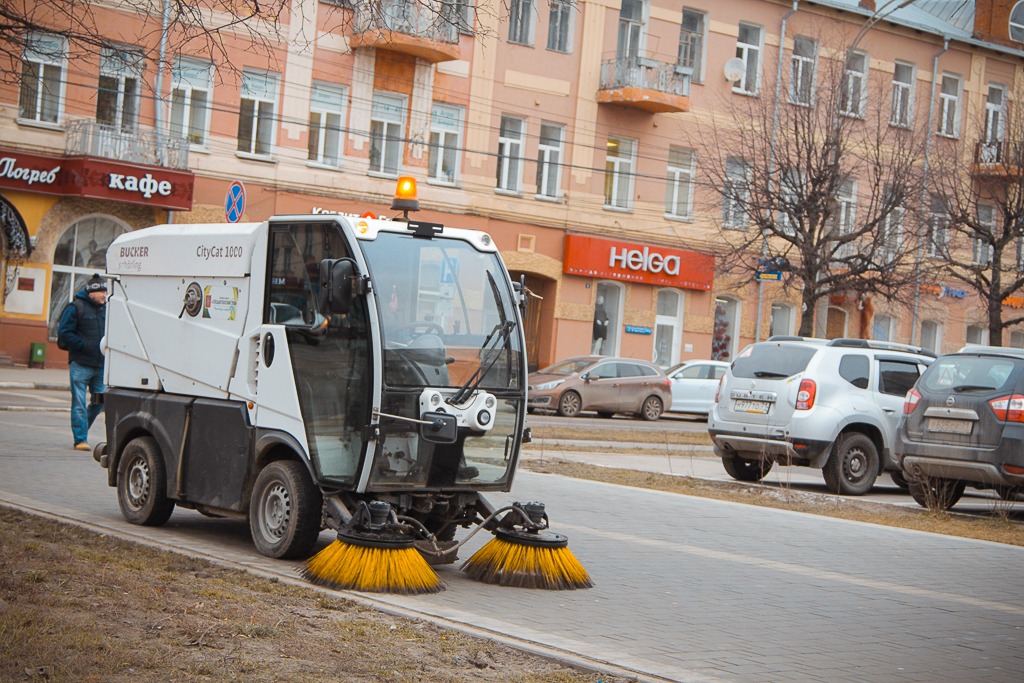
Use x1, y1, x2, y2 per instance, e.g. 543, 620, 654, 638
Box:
724, 57, 745, 82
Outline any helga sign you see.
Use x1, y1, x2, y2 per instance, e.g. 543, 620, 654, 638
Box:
563, 234, 714, 290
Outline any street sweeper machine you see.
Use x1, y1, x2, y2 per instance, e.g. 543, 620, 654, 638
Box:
94, 179, 590, 594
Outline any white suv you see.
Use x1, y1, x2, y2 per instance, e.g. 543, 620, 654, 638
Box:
708, 337, 934, 495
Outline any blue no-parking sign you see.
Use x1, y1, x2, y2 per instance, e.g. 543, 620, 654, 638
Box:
225, 181, 246, 223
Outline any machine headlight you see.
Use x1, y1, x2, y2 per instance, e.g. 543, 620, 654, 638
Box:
477, 410, 491, 426
429, 392, 442, 407
534, 379, 564, 391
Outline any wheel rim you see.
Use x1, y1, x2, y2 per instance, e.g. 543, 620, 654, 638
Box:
644, 398, 661, 419
561, 393, 580, 416
258, 482, 291, 542
843, 446, 869, 484
125, 455, 150, 511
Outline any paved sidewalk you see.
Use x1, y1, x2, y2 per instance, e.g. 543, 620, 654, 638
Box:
0, 364, 69, 390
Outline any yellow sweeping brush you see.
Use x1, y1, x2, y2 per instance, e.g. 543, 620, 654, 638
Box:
462, 529, 592, 589
299, 501, 444, 595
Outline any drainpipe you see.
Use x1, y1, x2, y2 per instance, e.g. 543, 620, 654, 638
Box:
153, 0, 173, 224
910, 36, 950, 346
756, 0, 799, 342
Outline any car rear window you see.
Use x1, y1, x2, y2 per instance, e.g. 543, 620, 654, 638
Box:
731, 344, 818, 379
921, 355, 1021, 393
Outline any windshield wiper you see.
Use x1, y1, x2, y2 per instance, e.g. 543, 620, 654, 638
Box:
952, 384, 997, 392
447, 271, 515, 406
753, 370, 789, 378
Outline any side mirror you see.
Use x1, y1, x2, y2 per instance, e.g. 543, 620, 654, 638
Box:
420, 411, 458, 444
319, 257, 356, 315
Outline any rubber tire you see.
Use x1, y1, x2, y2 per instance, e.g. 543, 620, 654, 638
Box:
889, 469, 910, 490
722, 454, 773, 482
822, 433, 879, 496
596, 411, 615, 419
117, 436, 175, 526
249, 461, 322, 560
557, 390, 582, 417
640, 396, 663, 421
908, 476, 966, 510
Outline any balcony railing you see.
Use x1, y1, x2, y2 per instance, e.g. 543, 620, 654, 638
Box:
351, 0, 460, 62
598, 57, 691, 113
65, 119, 189, 170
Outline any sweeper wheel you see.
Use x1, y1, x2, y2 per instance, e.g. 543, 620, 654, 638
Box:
117, 436, 175, 526
249, 461, 322, 559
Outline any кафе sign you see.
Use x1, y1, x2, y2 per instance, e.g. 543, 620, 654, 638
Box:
563, 234, 714, 290
0, 148, 194, 211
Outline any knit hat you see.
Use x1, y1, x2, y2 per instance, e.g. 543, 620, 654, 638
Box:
86, 274, 107, 293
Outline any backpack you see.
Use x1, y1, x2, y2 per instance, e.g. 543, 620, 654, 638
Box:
57, 299, 87, 351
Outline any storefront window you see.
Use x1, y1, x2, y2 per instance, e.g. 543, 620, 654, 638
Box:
712, 297, 739, 361
654, 288, 682, 367
769, 303, 794, 338
48, 217, 127, 338
592, 281, 622, 356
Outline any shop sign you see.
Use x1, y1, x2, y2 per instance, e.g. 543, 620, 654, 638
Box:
563, 234, 714, 290
0, 147, 194, 210
920, 283, 966, 299
625, 325, 652, 335
1004, 295, 1024, 309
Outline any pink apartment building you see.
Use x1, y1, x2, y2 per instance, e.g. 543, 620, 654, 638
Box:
1, 0, 1023, 370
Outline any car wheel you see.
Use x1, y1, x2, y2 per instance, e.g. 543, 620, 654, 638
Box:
557, 391, 582, 417
889, 469, 910, 490
908, 476, 965, 510
249, 461, 322, 559
526, 407, 535, 415
596, 411, 615, 419
822, 433, 879, 496
998, 486, 1022, 502
721, 454, 773, 482
117, 436, 175, 526
640, 396, 663, 421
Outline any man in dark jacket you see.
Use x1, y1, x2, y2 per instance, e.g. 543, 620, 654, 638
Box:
57, 274, 107, 450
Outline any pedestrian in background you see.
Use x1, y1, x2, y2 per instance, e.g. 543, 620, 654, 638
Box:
57, 274, 107, 451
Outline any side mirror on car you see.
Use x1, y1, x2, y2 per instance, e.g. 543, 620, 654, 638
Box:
319, 257, 357, 315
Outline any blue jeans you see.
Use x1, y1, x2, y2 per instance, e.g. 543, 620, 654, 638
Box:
70, 362, 105, 445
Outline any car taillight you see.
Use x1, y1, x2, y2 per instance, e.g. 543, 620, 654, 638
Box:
904, 388, 922, 415
795, 379, 816, 410
715, 376, 724, 403
988, 394, 1024, 422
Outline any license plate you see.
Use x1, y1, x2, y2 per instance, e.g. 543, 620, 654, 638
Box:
928, 417, 973, 435
734, 399, 771, 414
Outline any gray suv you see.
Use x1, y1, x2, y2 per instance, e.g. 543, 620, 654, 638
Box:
708, 337, 934, 495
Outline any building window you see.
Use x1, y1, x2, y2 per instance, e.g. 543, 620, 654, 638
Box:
789, 36, 817, 106
48, 217, 127, 339
733, 23, 762, 95
665, 146, 695, 219
966, 324, 988, 346
593, 282, 624, 356
19, 32, 66, 124
496, 115, 525, 193
617, 0, 644, 60
712, 297, 740, 361
308, 82, 346, 167
428, 103, 462, 184
508, 0, 533, 45
890, 61, 914, 128
920, 320, 942, 353
926, 195, 950, 259
973, 203, 995, 266
778, 168, 802, 236
937, 73, 961, 138
604, 136, 636, 210
872, 314, 893, 342
237, 70, 278, 156
881, 205, 904, 262
678, 9, 705, 83
1010, 330, 1024, 348
1011, 2, 1024, 41
723, 157, 749, 229
97, 47, 143, 132
769, 303, 794, 338
442, 0, 474, 34
170, 58, 212, 146
841, 51, 868, 117
536, 121, 564, 199
369, 93, 405, 175
547, 0, 573, 52
830, 179, 857, 246
984, 83, 1006, 147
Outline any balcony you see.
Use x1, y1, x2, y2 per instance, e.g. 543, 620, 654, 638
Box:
351, 0, 460, 63
65, 119, 189, 170
598, 57, 691, 114
972, 140, 1023, 179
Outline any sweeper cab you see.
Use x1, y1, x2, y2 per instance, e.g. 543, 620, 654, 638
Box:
94, 178, 590, 593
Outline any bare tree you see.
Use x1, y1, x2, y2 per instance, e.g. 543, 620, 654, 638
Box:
691, 29, 926, 337
928, 98, 1024, 346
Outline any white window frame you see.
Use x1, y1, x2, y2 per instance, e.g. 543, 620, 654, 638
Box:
734, 23, 763, 96
841, 50, 868, 118
1010, 329, 1024, 348
308, 82, 346, 167
966, 324, 989, 346
547, 0, 573, 53
723, 157, 750, 230
937, 72, 962, 138
778, 168, 802, 236
535, 121, 564, 199
890, 61, 915, 128
926, 197, 950, 259
920, 320, 942, 353
973, 203, 995, 266
443, 0, 474, 35
19, 32, 66, 125
369, 92, 406, 176
678, 8, 706, 83
1011, 2, 1024, 41
769, 303, 795, 338
985, 83, 1006, 145
496, 115, 525, 193
428, 103, 462, 185
617, 0, 645, 61
654, 288, 683, 367
872, 314, 893, 342
604, 136, 636, 211
881, 204, 905, 262
237, 69, 279, 157
97, 47, 143, 133
788, 36, 817, 106
508, 0, 534, 46
665, 146, 695, 220
170, 57, 213, 147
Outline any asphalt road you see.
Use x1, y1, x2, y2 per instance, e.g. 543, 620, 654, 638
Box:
3, 394, 1024, 682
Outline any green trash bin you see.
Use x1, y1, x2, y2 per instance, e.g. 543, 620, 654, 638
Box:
29, 342, 46, 369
